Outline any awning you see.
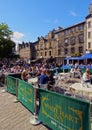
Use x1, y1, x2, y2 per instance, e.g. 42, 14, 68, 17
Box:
65, 56, 83, 60
81, 53, 92, 59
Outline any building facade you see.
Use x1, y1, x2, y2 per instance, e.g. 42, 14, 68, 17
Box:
54, 22, 85, 63
17, 42, 36, 63
17, 4, 92, 64
86, 4, 92, 51
35, 31, 58, 61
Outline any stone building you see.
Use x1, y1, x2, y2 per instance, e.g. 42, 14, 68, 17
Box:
54, 22, 85, 64
17, 42, 36, 63
85, 4, 92, 52
17, 4, 92, 64
34, 30, 58, 63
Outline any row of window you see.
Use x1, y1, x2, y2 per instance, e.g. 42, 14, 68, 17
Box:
37, 42, 52, 50
37, 46, 83, 57
58, 24, 84, 37
37, 34, 84, 50
58, 34, 84, 47
64, 47, 83, 54
37, 51, 52, 57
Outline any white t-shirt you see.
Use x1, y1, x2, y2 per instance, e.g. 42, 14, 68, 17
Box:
82, 72, 89, 81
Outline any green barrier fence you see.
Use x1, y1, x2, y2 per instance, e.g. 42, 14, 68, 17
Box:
38, 89, 91, 130
6, 76, 17, 95
6, 75, 91, 129
17, 79, 34, 113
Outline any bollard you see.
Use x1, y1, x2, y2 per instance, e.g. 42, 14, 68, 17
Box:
30, 85, 41, 125
13, 78, 19, 103
1, 76, 6, 93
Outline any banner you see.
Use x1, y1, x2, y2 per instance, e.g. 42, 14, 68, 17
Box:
38, 89, 90, 130
18, 79, 34, 113
6, 76, 17, 95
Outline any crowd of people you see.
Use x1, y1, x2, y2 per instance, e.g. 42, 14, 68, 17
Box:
0, 60, 57, 89
0, 60, 92, 89
21, 63, 55, 90
69, 62, 92, 84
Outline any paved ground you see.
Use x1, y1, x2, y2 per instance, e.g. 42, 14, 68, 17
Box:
0, 86, 51, 130
0, 85, 92, 130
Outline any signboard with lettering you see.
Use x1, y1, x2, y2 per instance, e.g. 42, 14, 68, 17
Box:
18, 79, 34, 113
6, 76, 17, 95
38, 89, 90, 130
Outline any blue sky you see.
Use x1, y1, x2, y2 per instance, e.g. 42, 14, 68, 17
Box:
0, 0, 91, 44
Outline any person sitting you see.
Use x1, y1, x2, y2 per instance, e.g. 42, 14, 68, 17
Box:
76, 67, 82, 78
74, 62, 79, 70
38, 70, 49, 89
45, 69, 55, 90
21, 67, 28, 82
82, 69, 90, 83
70, 67, 75, 77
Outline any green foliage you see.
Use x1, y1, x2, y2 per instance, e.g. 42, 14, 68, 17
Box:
0, 22, 15, 58
0, 23, 12, 40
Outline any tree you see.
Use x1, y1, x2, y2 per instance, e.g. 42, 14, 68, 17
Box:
0, 23, 15, 58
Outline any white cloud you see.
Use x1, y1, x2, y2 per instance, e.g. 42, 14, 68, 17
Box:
11, 31, 24, 44
70, 11, 77, 17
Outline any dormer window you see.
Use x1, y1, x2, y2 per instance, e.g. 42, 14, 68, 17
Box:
78, 25, 83, 30
71, 28, 75, 33
64, 30, 68, 35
